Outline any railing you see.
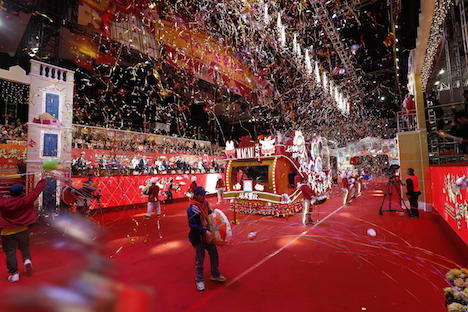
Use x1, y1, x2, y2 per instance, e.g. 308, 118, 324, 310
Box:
396, 110, 418, 133
31, 60, 72, 82
425, 100, 466, 164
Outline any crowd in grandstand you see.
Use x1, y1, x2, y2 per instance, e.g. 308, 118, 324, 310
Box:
0, 119, 27, 143
72, 127, 224, 156
72, 153, 225, 177
71, 126, 226, 176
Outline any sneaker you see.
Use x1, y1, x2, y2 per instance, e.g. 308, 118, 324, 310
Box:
344, 203, 351, 206
210, 274, 227, 282
24, 259, 33, 276
143, 216, 150, 220
157, 214, 161, 217
8, 272, 19, 282
196, 281, 205, 291
308, 220, 316, 224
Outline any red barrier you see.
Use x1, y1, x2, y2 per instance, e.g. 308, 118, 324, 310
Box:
70, 173, 224, 209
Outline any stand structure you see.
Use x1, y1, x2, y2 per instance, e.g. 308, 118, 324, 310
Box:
379, 175, 410, 216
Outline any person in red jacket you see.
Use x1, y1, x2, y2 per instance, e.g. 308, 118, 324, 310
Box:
299, 177, 316, 225
0, 178, 47, 282
405, 168, 421, 219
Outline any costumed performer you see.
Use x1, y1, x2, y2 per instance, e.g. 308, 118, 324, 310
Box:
215, 175, 225, 204
144, 177, 161, 219
341, 172, 351, 206
298, 177, 316, 225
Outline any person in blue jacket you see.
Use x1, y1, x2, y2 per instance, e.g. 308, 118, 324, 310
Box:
187, 186, 226, 291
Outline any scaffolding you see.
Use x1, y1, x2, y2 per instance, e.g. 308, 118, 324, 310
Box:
420, 1, 468, 164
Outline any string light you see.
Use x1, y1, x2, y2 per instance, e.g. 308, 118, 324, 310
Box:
421, 0, 452, 91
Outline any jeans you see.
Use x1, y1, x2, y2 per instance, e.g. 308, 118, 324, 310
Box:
2, 229, 31, 274
194, 242, 220, 282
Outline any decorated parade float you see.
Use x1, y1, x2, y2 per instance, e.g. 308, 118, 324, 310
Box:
224, 130, 332, 218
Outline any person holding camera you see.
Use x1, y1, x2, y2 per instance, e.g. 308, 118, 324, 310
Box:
405, 168, 421, 219
187, 186, 226, 291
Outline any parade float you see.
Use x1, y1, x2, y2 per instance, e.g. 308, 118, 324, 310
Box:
224, 130, 332, 218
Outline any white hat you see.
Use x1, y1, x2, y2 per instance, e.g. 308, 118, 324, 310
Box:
150, 177, 158, 184
191, 176, 197, 182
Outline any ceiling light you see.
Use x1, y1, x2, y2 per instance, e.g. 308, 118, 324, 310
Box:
439, 69, 445, 75
435, 81, 440, 85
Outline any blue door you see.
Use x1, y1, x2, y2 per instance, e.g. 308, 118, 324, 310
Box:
42, 177, 57, 216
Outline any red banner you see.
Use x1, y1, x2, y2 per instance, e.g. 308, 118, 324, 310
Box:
430, 164, 468, 245
0, 143, 27, 175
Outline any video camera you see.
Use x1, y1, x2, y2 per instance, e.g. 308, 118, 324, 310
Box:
382, 164, 400, 177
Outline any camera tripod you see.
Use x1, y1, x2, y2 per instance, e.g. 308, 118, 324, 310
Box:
86, 192, 104, 217
379, 175, 410, 216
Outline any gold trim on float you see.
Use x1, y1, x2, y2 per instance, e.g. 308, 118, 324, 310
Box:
225, 191, 282, 203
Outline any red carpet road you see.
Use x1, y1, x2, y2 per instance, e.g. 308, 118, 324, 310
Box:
0, 179, 466, 312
